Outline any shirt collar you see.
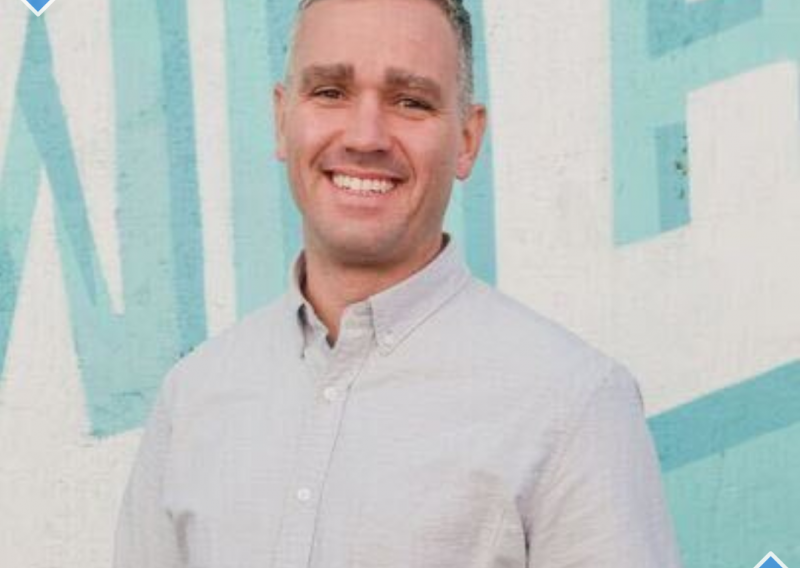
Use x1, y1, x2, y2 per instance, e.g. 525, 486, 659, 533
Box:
284, 234, 472, 356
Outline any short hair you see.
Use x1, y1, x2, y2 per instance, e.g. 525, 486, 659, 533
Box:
287, 0, 475, 115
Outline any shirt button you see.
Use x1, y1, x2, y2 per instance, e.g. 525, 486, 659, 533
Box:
296, 487, 312, 502
323, 386, 338, 402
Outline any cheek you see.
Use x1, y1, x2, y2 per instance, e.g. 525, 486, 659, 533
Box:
420, 126, 461, 170
285, 110, 333, 161
416, 144, 459, 181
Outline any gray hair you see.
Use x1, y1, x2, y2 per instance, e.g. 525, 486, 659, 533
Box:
286, 0, 475, 115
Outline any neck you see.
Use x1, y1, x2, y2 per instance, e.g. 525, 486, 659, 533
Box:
301, 235, 446, 344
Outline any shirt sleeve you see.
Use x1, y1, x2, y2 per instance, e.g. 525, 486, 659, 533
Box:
526, 364, 684, 567
114, 374, 184, 568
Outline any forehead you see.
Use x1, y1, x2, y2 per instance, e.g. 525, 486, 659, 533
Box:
291, 0, 459, 89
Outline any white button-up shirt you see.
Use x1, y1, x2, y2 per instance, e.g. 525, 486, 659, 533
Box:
115, 237, 683, 568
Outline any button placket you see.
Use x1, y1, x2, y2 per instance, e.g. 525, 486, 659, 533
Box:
272, 322, 373, 568
272, 393, 346, 567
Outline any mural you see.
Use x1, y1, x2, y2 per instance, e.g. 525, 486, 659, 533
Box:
610, 0, 800, 564
612, 0, 799, 243
0, 0, 797, 566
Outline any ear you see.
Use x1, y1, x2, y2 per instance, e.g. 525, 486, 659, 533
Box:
455, 104, 487, 181
273, 83, 288, 161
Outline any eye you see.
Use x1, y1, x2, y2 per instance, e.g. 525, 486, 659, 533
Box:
312, 87, 345, 100
397, 97, 433, 111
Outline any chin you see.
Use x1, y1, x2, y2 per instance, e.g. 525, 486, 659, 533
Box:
325, 234, 404, 266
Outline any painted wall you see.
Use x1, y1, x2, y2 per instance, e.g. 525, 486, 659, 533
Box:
0, 0, 797, 566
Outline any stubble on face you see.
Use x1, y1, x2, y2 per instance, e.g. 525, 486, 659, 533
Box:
275, 0, 485, 278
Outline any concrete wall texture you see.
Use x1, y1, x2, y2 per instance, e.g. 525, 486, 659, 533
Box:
0, 0, 797, 566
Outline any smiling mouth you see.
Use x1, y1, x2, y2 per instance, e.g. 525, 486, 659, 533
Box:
327, 171, 401, 196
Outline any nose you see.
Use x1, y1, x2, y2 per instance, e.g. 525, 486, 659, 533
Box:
342, 94, 391, 154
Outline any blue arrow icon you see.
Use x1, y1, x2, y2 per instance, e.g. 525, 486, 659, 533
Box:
18, 0, 58, 16
755, 552, 790, 568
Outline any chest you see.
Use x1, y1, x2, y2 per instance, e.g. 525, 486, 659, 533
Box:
165, 359, 547, 568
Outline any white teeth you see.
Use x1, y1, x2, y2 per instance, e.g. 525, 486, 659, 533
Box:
332, 173, 397, 194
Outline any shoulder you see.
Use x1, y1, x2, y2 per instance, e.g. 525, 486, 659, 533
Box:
454, 278, 616, 373
159, 294, 297, 409
441, 277, 637, 411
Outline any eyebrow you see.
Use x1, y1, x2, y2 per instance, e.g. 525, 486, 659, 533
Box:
299, 63, 355, 91
297, 64, 444, 103
385, 68, 443, 102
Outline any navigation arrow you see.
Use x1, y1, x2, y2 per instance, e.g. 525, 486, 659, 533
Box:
18, 0, 58, 17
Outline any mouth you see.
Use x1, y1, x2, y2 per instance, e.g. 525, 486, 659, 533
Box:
324, 170, 403, 197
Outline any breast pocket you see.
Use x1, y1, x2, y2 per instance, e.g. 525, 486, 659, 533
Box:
350, 466, 511, 568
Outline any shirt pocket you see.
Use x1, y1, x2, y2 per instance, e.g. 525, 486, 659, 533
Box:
350, 466, 512, 568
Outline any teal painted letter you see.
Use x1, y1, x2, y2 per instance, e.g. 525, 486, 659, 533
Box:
610, 0, 799, 243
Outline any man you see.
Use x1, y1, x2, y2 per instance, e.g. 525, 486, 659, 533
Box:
115, 0, 683, 566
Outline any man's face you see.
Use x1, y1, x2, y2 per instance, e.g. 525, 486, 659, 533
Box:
274, 0, 486, 268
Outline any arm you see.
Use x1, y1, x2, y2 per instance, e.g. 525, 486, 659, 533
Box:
114, 375, 184, 568
526, 364, 683, 567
